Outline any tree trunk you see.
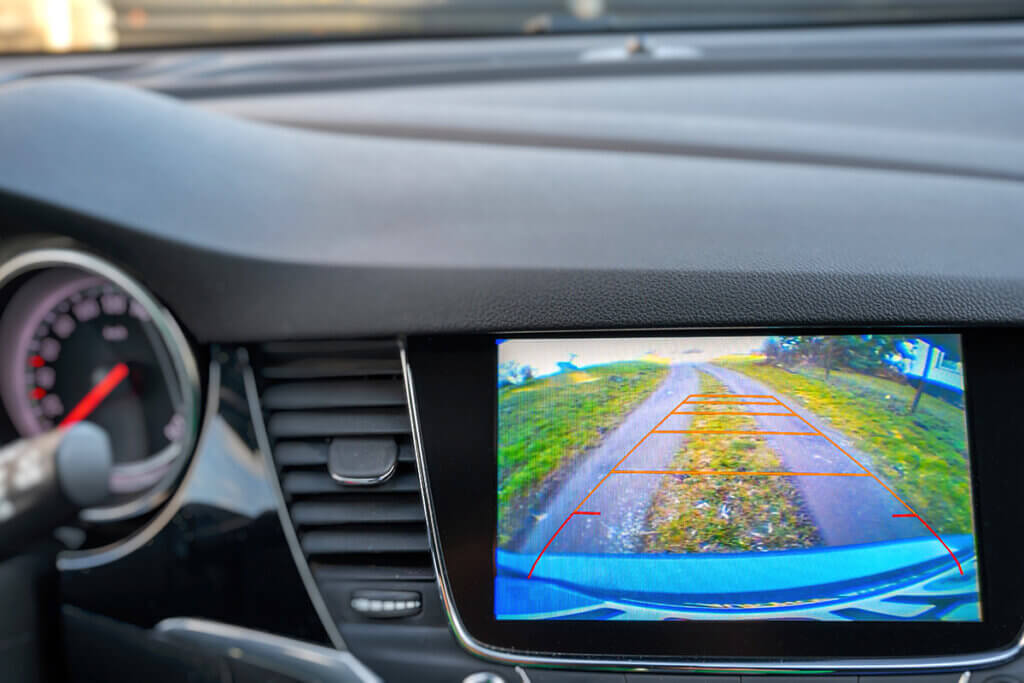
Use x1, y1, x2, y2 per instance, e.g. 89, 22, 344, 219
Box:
910, 344, 935, 414
824, 339, 832, 382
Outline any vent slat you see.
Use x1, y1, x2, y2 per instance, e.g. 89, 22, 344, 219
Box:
274, 441, 328, 467
291, 499, 425, 525
311, 563, 434, 582
262, 340, 399, 356
301, 528, 430, 555
267, 408, 410, 439
262, 358, 402, 380
281, 467, 421, 496
259, 341, 433, 583
262, 379, 407, 411
275, 438, 413, 467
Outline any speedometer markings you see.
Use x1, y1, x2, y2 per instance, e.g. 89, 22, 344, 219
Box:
52, 314, 75, 338
39, 338, 60, 362
73, 298, 101, 322
101, 292, 128, 315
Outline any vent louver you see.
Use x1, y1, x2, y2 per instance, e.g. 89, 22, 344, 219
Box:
258, 340, 433, 582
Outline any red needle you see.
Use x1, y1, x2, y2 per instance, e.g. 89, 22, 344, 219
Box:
59, 362, 130, 428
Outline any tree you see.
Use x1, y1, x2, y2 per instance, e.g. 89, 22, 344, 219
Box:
823, 337, 834, 382
498, 361, 535, 387
761, 335, 912, 378
909, 344, 934, 414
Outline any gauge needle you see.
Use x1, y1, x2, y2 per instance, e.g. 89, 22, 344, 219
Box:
59, 362, 130, 428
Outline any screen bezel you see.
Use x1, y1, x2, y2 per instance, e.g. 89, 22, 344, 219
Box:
407, 329, 1024, 661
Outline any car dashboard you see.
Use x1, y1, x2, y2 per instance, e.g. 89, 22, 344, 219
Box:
1, 20, 1024, 683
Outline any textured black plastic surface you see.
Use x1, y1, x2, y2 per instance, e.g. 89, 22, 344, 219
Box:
339, 623, 520, 683
0, 550, 61, 683
63, 606, 228, 683
2, 22, 1024, 99
2, 31, 1024, 341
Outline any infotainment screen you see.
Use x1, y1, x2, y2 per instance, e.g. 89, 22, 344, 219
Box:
495, 335, 981, 622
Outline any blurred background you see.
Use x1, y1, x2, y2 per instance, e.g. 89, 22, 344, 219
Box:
1, 0, 621, 53
0, 0, 115, 51
2, 0, 1023, 56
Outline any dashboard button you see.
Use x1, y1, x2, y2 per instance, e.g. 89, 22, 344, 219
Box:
349, 589, 422, 618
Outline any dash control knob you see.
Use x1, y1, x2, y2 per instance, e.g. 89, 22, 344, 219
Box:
463, 673, 506, 683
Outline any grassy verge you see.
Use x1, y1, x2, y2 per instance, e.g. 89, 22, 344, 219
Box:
716, 357, 972, 535
497, 361, 670, 546
644, 372, 821, 553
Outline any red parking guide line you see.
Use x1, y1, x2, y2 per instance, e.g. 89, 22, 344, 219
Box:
914, 514, 964, 575
525, 389, 965, 579
771, 396, 963, 576
527, 395, 693, 578
527, 516, 576, 579
525, 510, 602, 577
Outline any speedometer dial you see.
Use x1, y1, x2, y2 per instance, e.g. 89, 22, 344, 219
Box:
20, 279, 183, 459
0, 257, 199, 522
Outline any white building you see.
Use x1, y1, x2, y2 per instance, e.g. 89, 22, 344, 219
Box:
903, 339, 964, 393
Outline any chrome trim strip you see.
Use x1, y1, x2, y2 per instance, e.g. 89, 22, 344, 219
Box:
0, 247, 202, 523
241, 352, 352, 654
155, 618, 380, 683
58, 361, 219, 570
400, 344, 1024, 674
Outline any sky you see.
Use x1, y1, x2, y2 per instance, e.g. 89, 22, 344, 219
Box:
498, 336, 768, 377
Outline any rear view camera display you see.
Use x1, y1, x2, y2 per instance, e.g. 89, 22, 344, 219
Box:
495, 335, 980, 622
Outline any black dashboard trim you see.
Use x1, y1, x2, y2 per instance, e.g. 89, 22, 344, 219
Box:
4, 22, 1024, 98
242, 351, 352, 652
4, 64, 1024, 343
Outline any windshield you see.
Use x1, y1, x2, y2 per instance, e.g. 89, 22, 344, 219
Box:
1, 0, 1022, 54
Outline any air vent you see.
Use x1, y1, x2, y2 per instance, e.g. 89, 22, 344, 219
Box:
257, 340, 433, 583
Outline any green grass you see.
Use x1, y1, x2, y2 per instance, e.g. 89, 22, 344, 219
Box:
645, 372, 821, 553
497, 361, 669, 546
799, 367, 966, 456
716, 357, 973, 535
